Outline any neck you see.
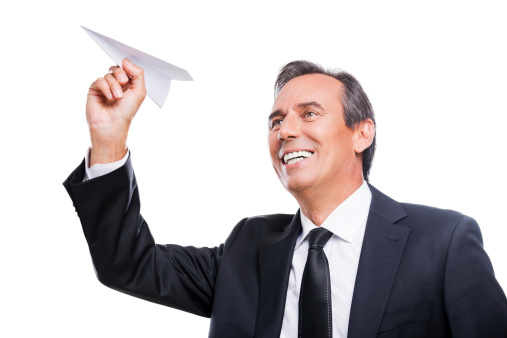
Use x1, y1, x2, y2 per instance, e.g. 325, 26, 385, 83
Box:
295, 175, 364, 226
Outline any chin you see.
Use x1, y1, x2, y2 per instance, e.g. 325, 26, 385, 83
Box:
282, 177, 314, 195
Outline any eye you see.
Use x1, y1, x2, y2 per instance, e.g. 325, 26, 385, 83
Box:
305, 111, 317, 118
270, 119, 283, 129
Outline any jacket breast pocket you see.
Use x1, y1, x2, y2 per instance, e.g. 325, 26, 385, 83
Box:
379, 301, 433, 334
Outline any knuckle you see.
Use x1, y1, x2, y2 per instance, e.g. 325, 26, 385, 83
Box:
115, 70, 128, 83
104, 74, 120, 88
96, 77, 106, 87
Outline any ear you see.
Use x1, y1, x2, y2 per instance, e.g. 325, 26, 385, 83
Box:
354, 119, 375, 154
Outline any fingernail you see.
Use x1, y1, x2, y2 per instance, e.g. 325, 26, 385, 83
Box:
115, 90, 123, 98
119, 74, 128, 82
124, 58, 133, 66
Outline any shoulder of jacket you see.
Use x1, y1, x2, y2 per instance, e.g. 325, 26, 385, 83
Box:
242, 213, 295, 228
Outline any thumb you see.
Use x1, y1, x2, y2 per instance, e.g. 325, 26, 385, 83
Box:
122, 58, 147, 97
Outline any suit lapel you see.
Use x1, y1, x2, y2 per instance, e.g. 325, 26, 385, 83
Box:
255, 212, 301, 338
348, 185, 411, 337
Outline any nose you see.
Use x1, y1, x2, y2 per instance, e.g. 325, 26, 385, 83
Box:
278, 114, 300, 141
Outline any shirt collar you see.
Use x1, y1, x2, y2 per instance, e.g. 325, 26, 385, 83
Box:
296, 181, 372, 249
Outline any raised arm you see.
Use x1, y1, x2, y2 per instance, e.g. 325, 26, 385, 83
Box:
63, 60, 239, 317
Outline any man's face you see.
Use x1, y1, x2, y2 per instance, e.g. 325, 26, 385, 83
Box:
268, 74, 359, 195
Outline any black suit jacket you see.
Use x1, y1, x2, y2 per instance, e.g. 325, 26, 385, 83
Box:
64, 156, 507, 337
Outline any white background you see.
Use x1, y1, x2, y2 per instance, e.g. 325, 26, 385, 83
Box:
1, 0, 506, 336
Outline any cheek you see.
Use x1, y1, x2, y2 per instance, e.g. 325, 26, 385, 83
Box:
268, 135, 279, 161
326, 131, 356, 160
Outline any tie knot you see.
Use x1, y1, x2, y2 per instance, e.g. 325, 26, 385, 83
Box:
307, 227, 333, 250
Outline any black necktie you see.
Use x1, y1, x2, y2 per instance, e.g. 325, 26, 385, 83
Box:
299, 227, 333, 338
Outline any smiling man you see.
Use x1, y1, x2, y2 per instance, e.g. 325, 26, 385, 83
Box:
64, 59, 507, 337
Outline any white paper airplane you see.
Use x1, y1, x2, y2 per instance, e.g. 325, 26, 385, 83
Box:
82, 26, 193, 108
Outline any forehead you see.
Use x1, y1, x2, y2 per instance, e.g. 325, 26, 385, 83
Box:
272, 73, 344, 111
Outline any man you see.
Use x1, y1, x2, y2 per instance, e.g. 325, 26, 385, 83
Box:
64, 58, 507, 337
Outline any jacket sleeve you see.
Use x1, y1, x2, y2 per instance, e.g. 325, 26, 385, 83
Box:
444, 215, 507, 337
63, 155, 246, 318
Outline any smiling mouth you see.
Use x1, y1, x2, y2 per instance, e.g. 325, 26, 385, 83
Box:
283, 151, 314, 165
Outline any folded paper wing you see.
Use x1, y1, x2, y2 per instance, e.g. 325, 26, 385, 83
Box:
82, 26, 192, 108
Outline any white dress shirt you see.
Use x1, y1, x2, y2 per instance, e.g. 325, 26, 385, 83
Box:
83, 148, 372, 337
280, 181, 372, 338
83, 147, 129, 181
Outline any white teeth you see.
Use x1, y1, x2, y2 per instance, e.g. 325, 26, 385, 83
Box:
283, 151, 313, 164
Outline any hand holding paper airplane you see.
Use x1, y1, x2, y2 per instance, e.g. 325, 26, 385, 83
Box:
86, 58, 146, 166
82, 26, 193, 108
82, 26, 193, 166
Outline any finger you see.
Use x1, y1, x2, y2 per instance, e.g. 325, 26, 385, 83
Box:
109, 65, 129, 85
104, 73, 124, 99
122, 58, 146, 97
90, 77, 113, 100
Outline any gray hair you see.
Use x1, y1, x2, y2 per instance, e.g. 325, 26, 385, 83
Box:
274, 60, 376, 182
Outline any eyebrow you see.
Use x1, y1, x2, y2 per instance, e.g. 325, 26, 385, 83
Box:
297, 101, 325, 110
268, 101, 325, 121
